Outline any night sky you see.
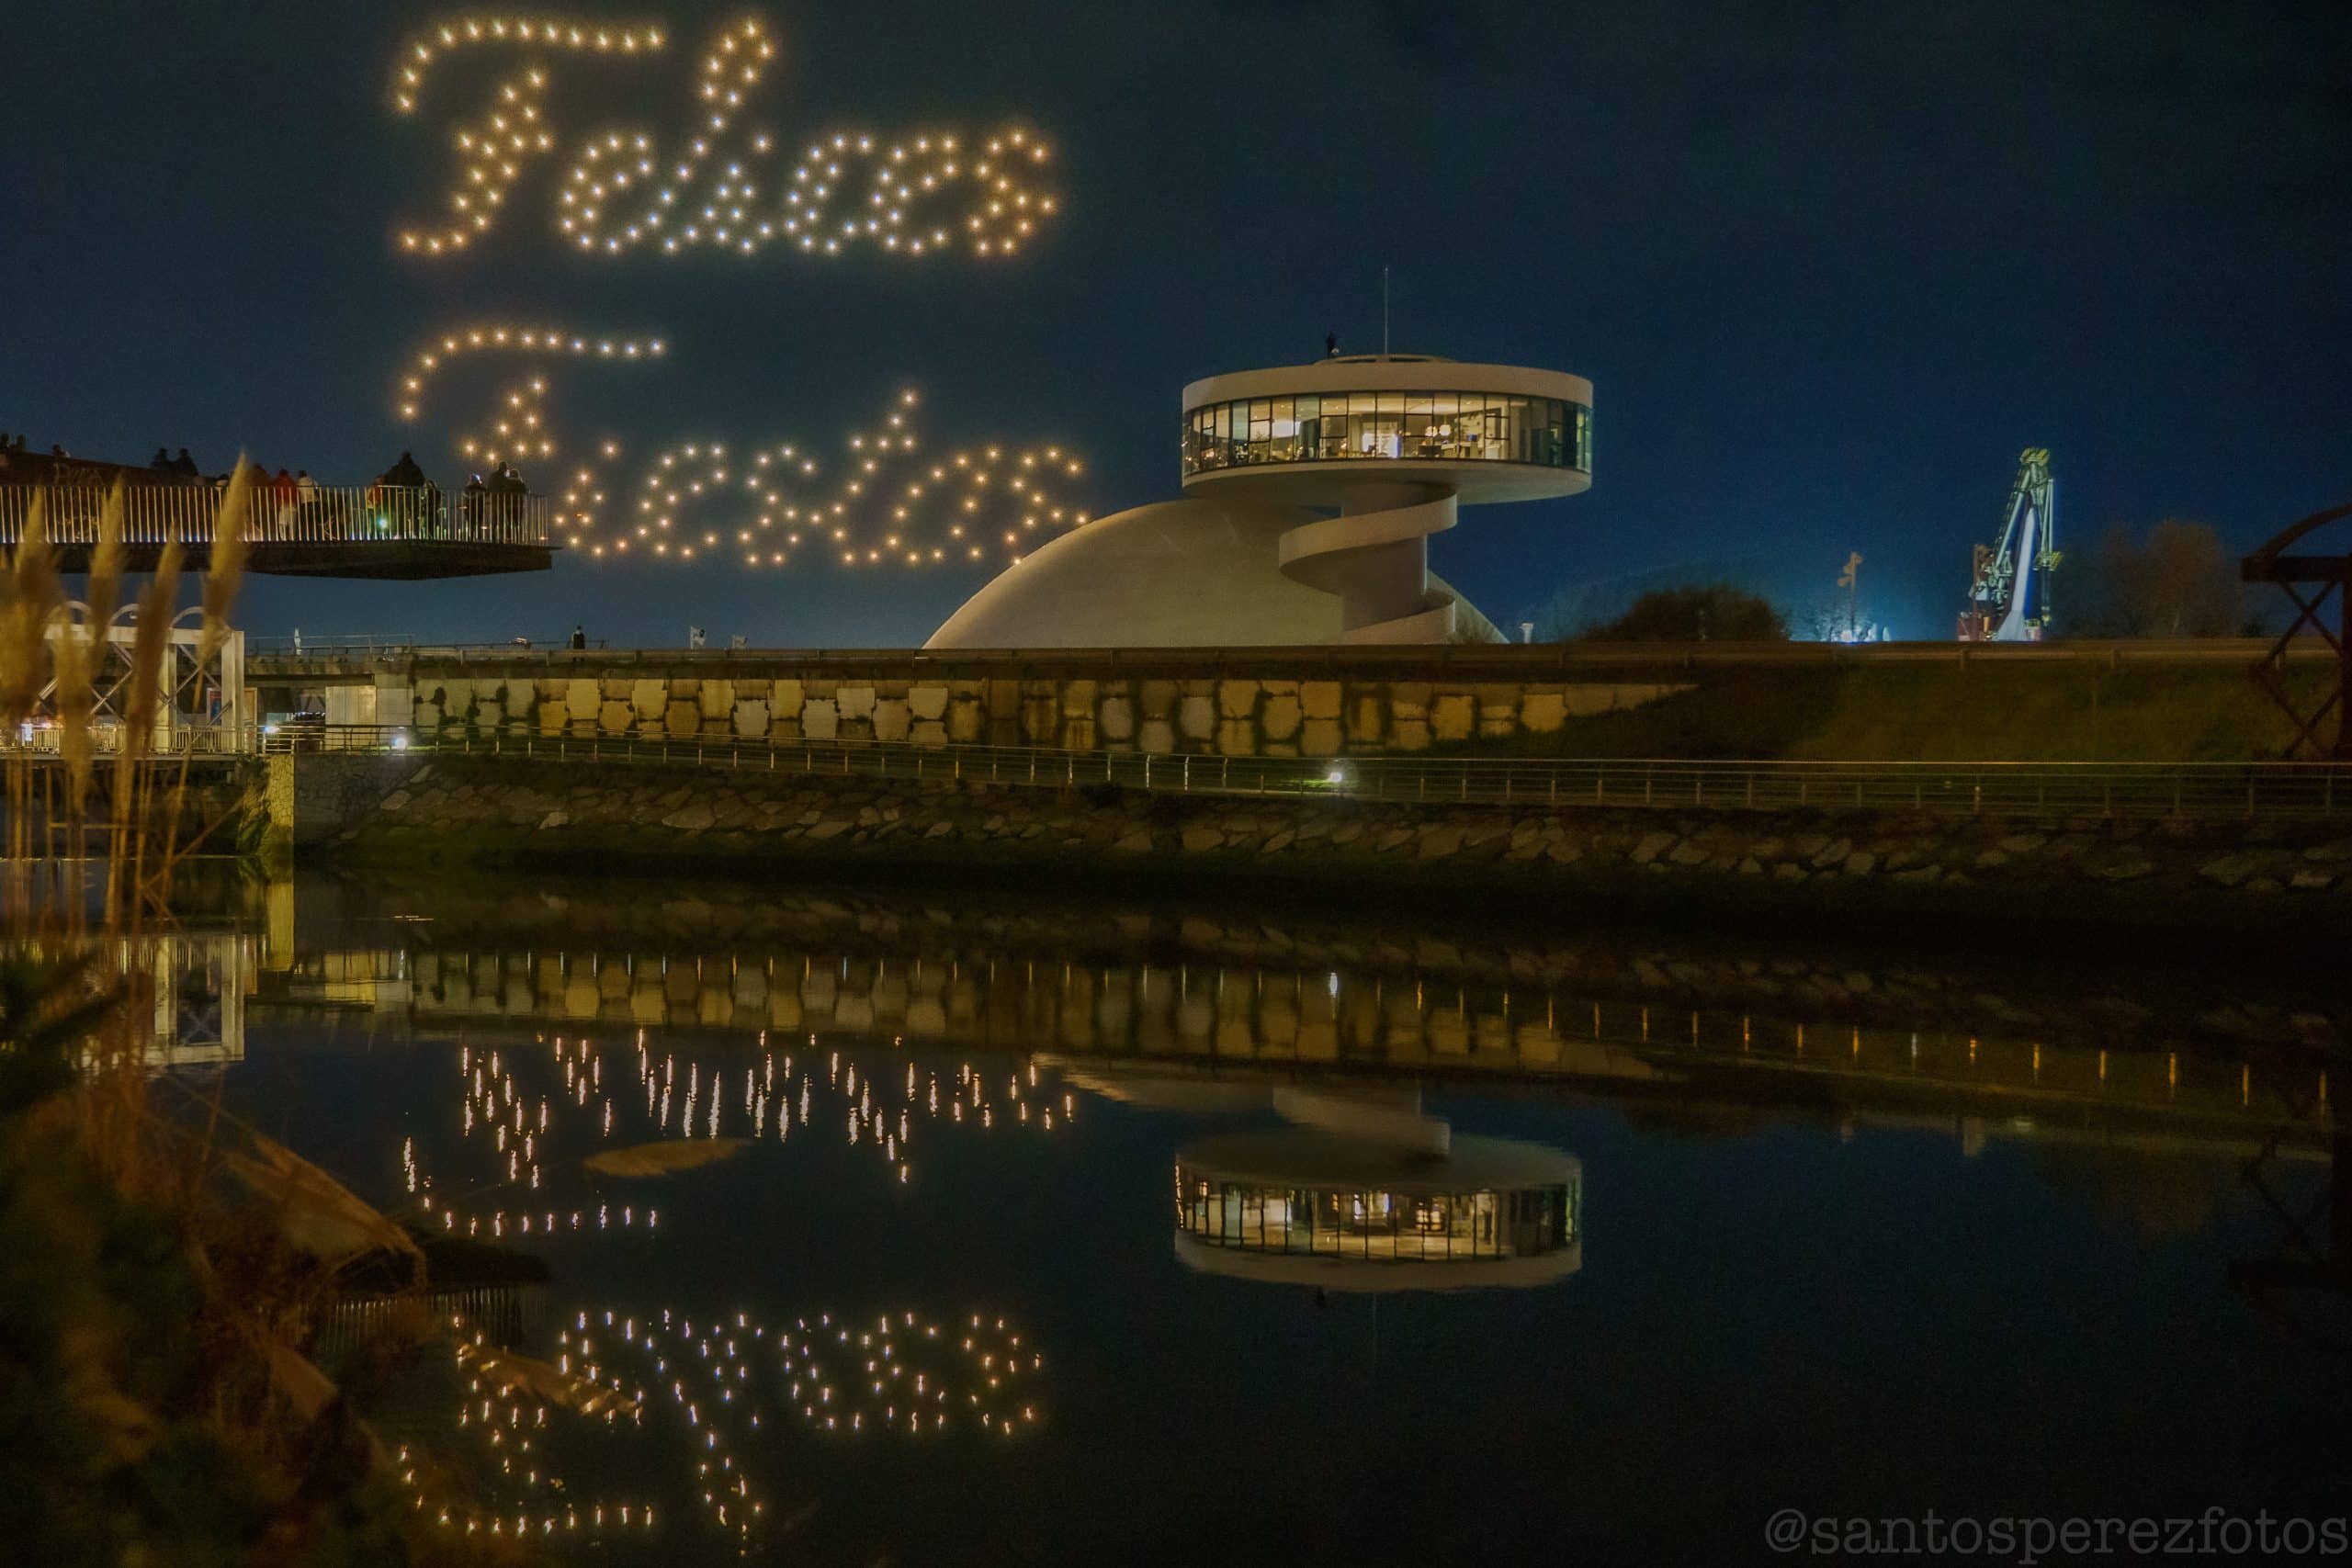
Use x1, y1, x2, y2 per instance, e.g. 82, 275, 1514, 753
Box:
6, 0, 2347, 646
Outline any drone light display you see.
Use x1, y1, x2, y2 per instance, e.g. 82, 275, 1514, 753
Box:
406, 1032, 1077, 1234
558, 388, 1091, 570
388, 1031, 1060, 1551
392, 321, 665, 424
390, 12, 1059, 262
393, 328, 1090, 569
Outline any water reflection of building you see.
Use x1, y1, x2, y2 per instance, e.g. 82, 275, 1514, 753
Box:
256, 876, 415, 1008
243, 940, 2336, 1158
119, 930, 249, 1069
221, 876, 2336, 1166
1176, 1131, 1581, 1292
1148, 1078, 1583, 1292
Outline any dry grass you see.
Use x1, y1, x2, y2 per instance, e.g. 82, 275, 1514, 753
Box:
0, 471, 441, 1557
49, 483, 124, 825
197, 460, 252, 673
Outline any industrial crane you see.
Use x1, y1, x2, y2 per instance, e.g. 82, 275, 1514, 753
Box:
1959, 448, 2060, 641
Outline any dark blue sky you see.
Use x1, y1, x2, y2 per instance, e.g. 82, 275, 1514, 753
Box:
6, 0, 2347, 644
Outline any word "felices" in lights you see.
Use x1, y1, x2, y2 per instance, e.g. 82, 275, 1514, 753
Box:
390, 12, 1060, 262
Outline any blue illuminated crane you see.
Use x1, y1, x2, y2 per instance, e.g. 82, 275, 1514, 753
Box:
1960, 448, 2060, 641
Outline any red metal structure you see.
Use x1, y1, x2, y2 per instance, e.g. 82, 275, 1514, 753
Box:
2243, 502, 2352, 761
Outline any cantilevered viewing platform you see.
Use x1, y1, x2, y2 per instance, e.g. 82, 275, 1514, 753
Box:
0, 454, 557, 578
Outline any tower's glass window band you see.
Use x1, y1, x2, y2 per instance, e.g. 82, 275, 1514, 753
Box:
1182, 390, 1590, 477
1173, 1168, 1577, 1262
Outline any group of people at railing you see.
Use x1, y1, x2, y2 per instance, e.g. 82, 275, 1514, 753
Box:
0, 438, 547, 546
457, 461, 536, 537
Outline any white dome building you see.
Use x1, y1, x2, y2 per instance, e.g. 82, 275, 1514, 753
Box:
928, 353, 1590, 649
926, 496, 1500, 649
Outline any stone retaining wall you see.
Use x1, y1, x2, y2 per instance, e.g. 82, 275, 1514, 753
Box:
410, 663, 1688, 757
263, 752, 418, 848
302, 756, 2352, 919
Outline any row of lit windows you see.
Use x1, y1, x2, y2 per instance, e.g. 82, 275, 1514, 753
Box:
1175, 1176, 1574, 1260
1181, 390, 1589, 476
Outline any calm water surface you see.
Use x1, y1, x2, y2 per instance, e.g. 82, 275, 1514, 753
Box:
185, 874, 2347, 1563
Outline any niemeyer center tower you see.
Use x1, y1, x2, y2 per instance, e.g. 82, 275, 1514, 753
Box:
929, 353, 1592, 648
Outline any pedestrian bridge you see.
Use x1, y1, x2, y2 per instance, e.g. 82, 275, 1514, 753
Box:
0, 476, 557, 577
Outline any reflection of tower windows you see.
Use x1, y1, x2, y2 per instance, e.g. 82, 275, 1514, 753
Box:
1173, 1125, 1582, 1292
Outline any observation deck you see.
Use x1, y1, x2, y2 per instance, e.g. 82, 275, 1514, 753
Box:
1178, 354, 1592, 642
1180, 353, 1591, 504
0, 456, 558, 578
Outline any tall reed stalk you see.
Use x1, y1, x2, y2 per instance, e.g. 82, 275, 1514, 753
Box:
46, 483, 127, 898
2, 468, 425, 1556
147, 460, 251, 911
105, 537, 182, 928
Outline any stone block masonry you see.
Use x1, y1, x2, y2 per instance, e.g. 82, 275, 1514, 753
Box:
247, 638, 2349, 766
262, 753, 429, 851
405, 654, 1686, 758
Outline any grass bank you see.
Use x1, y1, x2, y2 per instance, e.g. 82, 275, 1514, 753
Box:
1442, 660, 2329, 761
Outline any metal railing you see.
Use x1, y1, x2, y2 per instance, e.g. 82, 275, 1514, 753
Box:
245, 633, 420, 656
0, 482, 554, 548
200, 724, 2352, 820
251, 636, 2335, 677
4, 720, 249, 757
246, 635, 614, 664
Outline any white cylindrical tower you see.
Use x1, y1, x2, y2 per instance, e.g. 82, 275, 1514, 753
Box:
1179, 355, 1591, 642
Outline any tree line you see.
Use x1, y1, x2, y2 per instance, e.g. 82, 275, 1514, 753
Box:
1548, 519, 2253, 643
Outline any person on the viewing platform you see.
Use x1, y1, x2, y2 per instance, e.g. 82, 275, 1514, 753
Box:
461, 472, 486, 531
569, 625, 587, 650
150, 447, 173, 471
173, 447, 199, 477
386, 450, 426, 489
485, 462, 526, 530
272, 467, 297, 534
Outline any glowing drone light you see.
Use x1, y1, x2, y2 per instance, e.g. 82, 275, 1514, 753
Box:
395, 322, 664, 509
454, 376, 565, 468
390, 12, 1061, 262
389, 13, 667, 112
390, 16, 666, 253
394, 322, 666, 422
555, 387, 1091, 570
